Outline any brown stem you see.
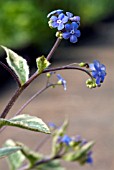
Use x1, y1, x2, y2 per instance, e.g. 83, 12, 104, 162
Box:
0, 38, 62, 119
46, 38, 61, 61
18, 155, 61, 170
0, 87, 23, 118
15, 84, 52, 116
0, 61, 21, 87
43, 65, 93, 80
0, 64, 92, 119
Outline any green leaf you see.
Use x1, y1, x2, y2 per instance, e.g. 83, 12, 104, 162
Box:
52, 120, 68, 156
16, 142, 42, 166
0, 114, 50, 134
1, 46, 29, 86
36, 55, 50, 74
0, 146, 21, 159
63, 141, 94, 162
4, 139, 25, 170
38, 160, 65, 170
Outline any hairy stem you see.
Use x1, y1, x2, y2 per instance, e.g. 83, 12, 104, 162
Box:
0, 87, 23, 118
0, 64, 92, 119
34, 155, 61, 167
0, 61, 21, 87
46, 38, 61, 61
0, 38, 60, 119
43, 65, 93, 80
15, 84, 53, 116
18, 155, 61, 170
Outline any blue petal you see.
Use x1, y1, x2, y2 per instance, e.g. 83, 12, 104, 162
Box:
89, 63, 95, 71
63, 80, 67, 91
61, 135, 72, 145
48, 122, 57, 129
75, 30, 81, 37
91, 71, 98, 78
70, 16, 80, 22
50, 16, 57, 21
66, 12, 73, 18
101, 70, 106, 76
70, 35, 77, 43
62, 15, 68, 23
100, 64, 106, 71
71, 22, 78, 30
47, 10, 56, 18
57, 74, 62, 80
47, 9, 63, 18
51, 22, 58, 28
100, 75, 105, 82
58, 23, 64, 30
86, 156, 93, 164
58, 13, 64, 20
65, 23, 71, 31
96, 77, 101, 85
62, 32, 70, 39
94, 60, 100, 70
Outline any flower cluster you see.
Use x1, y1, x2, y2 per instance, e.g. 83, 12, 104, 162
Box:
79, 60, 106, 88
72, 135, 93, 164
57, 134, 93, 165
47, 9, 81, 43
89, 60, 106, 86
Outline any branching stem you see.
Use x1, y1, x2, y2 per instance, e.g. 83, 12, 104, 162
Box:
15, 83, 55, 116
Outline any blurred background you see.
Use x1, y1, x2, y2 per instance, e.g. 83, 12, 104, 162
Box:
0, 0, 114, 169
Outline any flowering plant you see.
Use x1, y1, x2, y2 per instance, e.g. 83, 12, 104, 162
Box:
0, 9, 106, 170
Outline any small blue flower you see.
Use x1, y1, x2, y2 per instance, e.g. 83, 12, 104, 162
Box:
89, 60, 106, 86
47, 9, 63, 18
62, 22, 81, 43
66, 12, 73, 18
48, 122, 57, 129
66, 12, 80, 23
86, 151, 93, 164
60, 135, 72, 146
57, 74, 67, 90
50, 13, 68, 30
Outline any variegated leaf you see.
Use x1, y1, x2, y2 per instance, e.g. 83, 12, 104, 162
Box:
1, 46, 29, 85
0, 114, 50, 134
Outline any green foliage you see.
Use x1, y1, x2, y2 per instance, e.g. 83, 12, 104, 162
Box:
16, 142, 42, 166
0, 146, 21, 159
38, 160, 65, 170
5, 139, 42, 169
0, 0, 114, 49
63, 141, 94, 163
0, 114, 50, 134
52, 120, 68, 156
5, 140, 25, 170
2, 46, 29, 86
4, 139, 65, 170
36, 55, 50, 74
2, 120, 94, 169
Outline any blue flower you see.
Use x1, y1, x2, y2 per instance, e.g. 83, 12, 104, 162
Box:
62, 22, 81, 43
86, 151, 93, 164
57, 74, 67, 90
50, 13, 68, 30
89, 60, 106, 86
47, 9, 63, 18
48, 122, 57, 129
66, 12, 73, 18
66, 12, 80, 23
70, 16, 80, 23
60, 135, 72, 146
